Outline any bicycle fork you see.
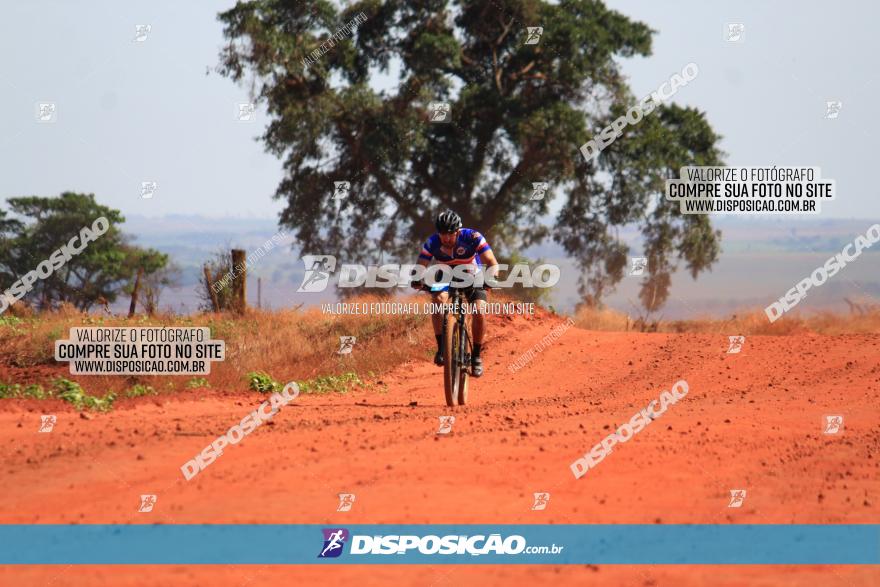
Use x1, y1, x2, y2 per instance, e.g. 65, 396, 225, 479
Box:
458, 313, 471, 373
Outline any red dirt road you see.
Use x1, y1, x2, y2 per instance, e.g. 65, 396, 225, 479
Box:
1, 312, 878, 585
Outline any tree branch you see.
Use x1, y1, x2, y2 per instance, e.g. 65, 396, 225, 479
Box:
495, 16, 515, 46
492, 47, 502, 93
363, 158, 421, 224
483, 150, 538, 228
465, 123, 497, 200
508, 60, 536, 82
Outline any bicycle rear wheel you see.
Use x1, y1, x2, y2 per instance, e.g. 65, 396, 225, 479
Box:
442, 313, 459, 407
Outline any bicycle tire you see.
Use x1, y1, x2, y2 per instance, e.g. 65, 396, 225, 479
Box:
442, 312, 458, 407
457, 314, 471, 405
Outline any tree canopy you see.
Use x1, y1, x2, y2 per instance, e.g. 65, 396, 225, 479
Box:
0, 192, 169, 312
217, 0, 723, 308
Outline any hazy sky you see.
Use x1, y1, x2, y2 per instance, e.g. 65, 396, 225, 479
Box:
1, 1, 876, 221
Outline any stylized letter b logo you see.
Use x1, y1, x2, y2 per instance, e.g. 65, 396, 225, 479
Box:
318, 528, 349, 558
298, 255, 337, 292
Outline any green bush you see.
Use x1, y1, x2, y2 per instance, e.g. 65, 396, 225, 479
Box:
125, 384, 156, 398
186, 377, 210, 389
0, 382, 49, 399
0, 383, 22, 399
247, 371, 281, 393
82, 392, 116, 411
54, 378, 116, 412
298, 372, 361, 395
23, 384, 49, 399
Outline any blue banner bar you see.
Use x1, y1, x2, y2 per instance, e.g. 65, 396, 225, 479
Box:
2, 525, 877, 564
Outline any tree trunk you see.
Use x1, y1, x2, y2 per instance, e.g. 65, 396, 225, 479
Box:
128, 267, 144, 317
204, 264, 220, 312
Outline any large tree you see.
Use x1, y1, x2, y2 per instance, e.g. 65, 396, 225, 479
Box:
217, 0, 723, 307
0, 193, 169, 312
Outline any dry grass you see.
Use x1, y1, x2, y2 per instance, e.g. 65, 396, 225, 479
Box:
570, 305, 631, 332
572, 305, 880, 335
3, 295, 877, 404
0, 296, 436, 399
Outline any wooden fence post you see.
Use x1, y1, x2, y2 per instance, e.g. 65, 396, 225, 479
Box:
231, 249, 247, 314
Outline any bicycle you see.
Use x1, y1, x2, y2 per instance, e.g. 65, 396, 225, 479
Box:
422, 282, 473, 407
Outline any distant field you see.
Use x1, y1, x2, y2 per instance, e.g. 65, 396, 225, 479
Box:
121, 215, 880, 318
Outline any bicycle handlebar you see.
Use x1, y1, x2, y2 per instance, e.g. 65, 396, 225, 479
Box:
415, 282, 492, 292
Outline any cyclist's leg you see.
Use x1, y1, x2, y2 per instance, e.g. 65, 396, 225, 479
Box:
470, 291, 486, 344
467, 286, 488, 376
430, 291, 449, 365
430, 291, 449, 335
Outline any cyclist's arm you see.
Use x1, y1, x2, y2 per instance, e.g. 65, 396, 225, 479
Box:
410, 239, 434, 289
472, 231, 498, 286
473, 231, 495, 268
479, 248, 499, 269
418, 241, 433, 266
412, 254, 432, 288
479, 249, 499, 287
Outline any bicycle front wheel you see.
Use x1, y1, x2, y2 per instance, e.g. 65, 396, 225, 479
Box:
442, 313, 459, 407
457, 314, 471, 405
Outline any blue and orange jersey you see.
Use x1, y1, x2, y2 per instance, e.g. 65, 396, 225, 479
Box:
418, 228, 492, 266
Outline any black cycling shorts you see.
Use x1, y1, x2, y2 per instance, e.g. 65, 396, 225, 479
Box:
465, 285, 488, 303
431, 285, 488, 303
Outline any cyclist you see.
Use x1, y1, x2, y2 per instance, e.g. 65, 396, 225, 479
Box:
411, 210, 498, 377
